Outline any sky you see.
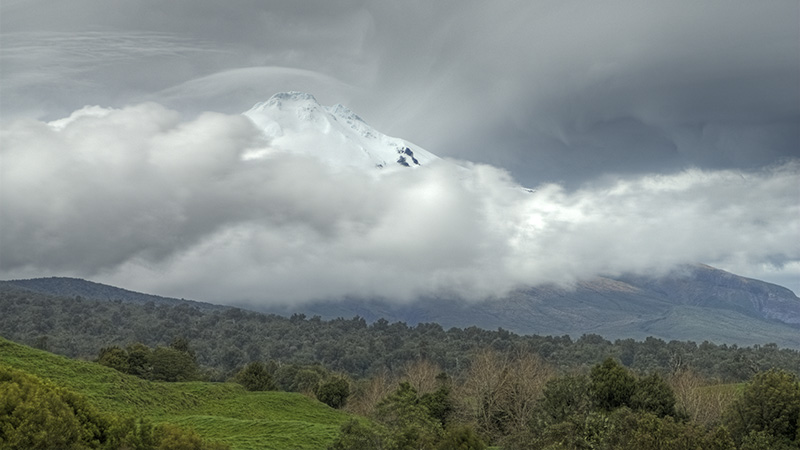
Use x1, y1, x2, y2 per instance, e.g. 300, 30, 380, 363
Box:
1, 0, 799, 303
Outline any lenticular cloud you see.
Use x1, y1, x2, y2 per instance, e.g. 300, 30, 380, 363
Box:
1, 103, 798, 304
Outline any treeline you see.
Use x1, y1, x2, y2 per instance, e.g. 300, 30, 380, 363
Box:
95, 340, 353, 409
1, 288, 798, 384
328, 355, 800, 449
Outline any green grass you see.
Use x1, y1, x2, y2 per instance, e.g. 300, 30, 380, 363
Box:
0, 336, 352, 450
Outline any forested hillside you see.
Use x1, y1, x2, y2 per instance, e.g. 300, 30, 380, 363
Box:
1, 283, 798, 384
4, 334, 800, 449
3, 281, 800, 449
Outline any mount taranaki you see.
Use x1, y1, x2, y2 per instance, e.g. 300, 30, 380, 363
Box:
4, 92, 799, 347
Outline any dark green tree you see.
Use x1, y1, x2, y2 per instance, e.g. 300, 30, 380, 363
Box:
726, 368, 800, 445
602, 407, 715, 450
96, 345, 130, 373
375, 382, 443, 449
589, 358, 636, 411
538, 373, 592, 424
233, 362, 275, 391
316, 377, 351, 409
125, 343, 152, 378
169, 337, 193, 356
420, 373, 454, 428
150, 346, 199, 382
435, 425, 486, 450
706, 426, 736, 450
327, 420, 385, 450
631, 372, 678, 418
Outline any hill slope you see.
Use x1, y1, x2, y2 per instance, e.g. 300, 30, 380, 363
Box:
0, 337, 351, 450
1, 277, 224, 311
260, 265, 800, 347
3, 263, 799, 347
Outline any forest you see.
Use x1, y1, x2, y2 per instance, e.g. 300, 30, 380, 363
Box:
2, 285, 800, 449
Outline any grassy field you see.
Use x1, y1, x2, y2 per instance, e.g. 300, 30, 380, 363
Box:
0, 336, 352, 450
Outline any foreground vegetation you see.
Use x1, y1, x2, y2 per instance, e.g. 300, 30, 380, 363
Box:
4, 334, 800, 449
0, 337, 352, 449
2, 285, 800, 449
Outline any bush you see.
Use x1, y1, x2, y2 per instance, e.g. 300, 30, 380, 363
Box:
233, 362, 275, 391
0, 365, 113, 449
316, 377, 351, 409
328, 420, 385, 450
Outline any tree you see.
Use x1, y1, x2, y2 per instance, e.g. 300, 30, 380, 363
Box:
435, 425, 486, 450
96, 345, 130, 373
126, 343, 152, 378
457, 349, 511, 439
420, 373, 454, 428
726, 368, 800, 445
403, 360, 442, 396
538, 373, 592, 424
589, 358, 636, 411
327, 420, 385, 450
316, 377, 351, 409
348, 369, 395, 416
150, 347, 199, 382
670, 369, 736, 427
375, 382, 443, 449
233, 362, 275, 391
631, 372, 677, 418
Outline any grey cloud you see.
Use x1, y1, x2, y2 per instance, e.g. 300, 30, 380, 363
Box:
1, 105, 798, 303
3, 1, 796, 185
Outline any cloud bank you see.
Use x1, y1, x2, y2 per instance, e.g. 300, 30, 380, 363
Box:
2, 104, 798, 303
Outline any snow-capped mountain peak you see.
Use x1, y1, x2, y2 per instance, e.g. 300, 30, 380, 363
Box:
243, 92, 438, 172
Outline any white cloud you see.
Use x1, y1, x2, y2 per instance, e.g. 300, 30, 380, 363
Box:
2, 104, 798, 302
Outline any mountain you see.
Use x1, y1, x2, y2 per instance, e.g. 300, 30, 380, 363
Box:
242, 91, 438, 172
256, 264, 800, 347
0, 277, 224, 311
233, 93, 800, 345
4, 93, 797, 347
4, 264, 798, 347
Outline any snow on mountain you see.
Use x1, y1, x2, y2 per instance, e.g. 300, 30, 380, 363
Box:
243, 92, 438, 172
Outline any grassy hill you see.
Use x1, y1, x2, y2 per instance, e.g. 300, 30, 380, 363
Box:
0, 336, 352, 450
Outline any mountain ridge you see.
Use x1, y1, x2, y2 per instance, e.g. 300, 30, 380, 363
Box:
3, 264, 799, 347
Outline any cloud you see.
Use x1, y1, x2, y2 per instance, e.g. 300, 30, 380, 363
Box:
2, 104, 798, 302
152, 66, 356, 115
4, 1, 797, 187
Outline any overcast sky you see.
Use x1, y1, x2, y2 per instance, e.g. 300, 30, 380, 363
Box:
1, 1, 799, 301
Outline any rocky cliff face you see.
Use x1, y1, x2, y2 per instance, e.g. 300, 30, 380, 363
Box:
616, 264, 800, 326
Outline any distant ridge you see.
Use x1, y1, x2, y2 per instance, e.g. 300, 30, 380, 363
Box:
0, 277, 225, 311
257, 264, 800, 347
2, 264, 799, 347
